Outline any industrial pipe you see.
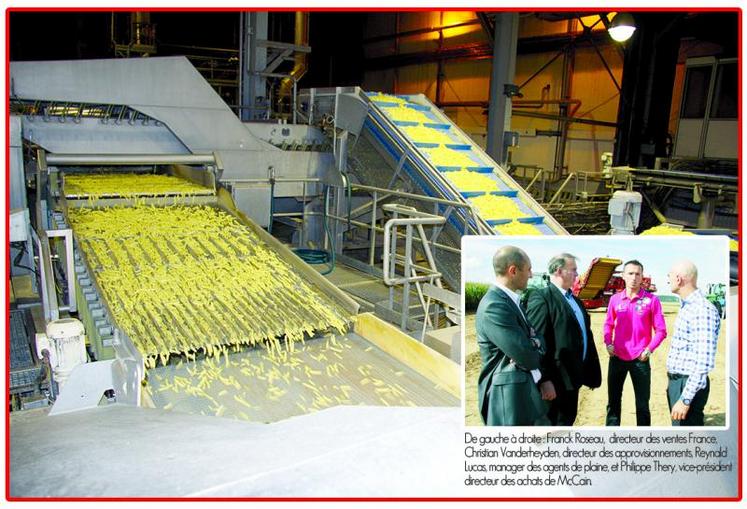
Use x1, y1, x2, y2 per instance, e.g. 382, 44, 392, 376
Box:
45, 153, 218, 166
513, 98, 582, 118
278, 12, 310, 105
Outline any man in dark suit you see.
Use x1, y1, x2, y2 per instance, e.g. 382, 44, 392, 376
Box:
476, 246, 549, 426
525, 253, 602, 426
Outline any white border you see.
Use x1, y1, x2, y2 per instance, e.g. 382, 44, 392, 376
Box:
460, 234, 731, 432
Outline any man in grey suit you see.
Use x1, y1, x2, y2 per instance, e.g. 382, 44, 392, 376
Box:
526, 253, 602, 426
476, 246, 549, 426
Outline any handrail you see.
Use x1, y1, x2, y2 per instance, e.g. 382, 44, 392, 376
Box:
381, 205, 445, 286
549, 172, 577, 205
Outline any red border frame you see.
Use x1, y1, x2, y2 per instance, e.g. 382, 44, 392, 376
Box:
4, 6, 742, 502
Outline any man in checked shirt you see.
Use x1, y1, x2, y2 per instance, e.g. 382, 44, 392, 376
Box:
666, 260, 721, 426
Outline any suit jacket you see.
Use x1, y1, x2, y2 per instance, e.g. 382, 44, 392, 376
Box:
476, 285, 548, 426
525, 285, 602, 392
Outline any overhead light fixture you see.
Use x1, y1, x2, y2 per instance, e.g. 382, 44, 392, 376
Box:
608, 12, 636, 42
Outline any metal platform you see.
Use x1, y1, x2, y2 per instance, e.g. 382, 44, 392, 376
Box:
10, 309, 34, 370
10, 309, 42, 395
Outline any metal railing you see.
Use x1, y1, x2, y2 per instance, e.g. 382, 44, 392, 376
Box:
223, 176, 478, 263
222, 176, 469, 332
381, 204, 445, 332
347, 183, 488, 264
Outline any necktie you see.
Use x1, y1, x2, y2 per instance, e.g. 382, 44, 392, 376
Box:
566, 289, 587, 360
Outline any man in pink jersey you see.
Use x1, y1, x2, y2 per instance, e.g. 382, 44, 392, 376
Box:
603, 260, 667, 426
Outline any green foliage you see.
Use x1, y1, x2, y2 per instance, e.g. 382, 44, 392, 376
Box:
465, 282, 490, 311
657, 295, 680, 303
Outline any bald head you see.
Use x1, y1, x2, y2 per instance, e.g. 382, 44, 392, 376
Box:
493, 246, 529, 276
671, 260, 698, 282
492, 245, 532, 292
668, 259, 698, 296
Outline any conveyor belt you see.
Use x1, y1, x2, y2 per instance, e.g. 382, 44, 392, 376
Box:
67, 202, 351, 368
361, 92, 566, 236
146, 331, 458, 423
575, 257, 622, 300
64, 173, 215, 199
57, 172, 459, 421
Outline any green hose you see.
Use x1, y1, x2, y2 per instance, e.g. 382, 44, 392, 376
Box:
293, 185, 335, 275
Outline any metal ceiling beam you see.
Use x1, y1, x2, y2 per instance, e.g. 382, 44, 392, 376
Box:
364, 42, 493, 70
362, 19, 482, 44
475, 12, 495, 48
363, 30, 613, 71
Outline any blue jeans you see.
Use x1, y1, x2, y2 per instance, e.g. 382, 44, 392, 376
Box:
606, 356, 651, 426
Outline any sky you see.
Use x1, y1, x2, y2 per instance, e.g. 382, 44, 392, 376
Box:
462, 235, 730, 297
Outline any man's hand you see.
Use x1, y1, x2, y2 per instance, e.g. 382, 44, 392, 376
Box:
638, 348, 651, 362
539, 381, 556, 401
671, 400, 690, 421
606, 344, 615, 357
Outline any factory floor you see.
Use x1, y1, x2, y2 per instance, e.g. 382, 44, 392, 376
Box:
10, 403, 462, 497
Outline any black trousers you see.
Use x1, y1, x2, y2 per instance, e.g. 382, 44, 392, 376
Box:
667, 373, 710, 426
547, 387, 580, 426
606, 356, 651, 426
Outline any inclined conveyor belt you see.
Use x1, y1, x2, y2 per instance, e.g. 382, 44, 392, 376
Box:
360, 92, 567, 236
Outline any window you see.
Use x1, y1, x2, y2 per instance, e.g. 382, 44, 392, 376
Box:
710, 62, 737, 119
681, 66, 712, 119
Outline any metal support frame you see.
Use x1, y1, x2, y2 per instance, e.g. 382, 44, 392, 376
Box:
350, 182, 476, 254
548, 172, 579, 205
30, 228, 58, 322
611, 166, 738, 194
46, 229, 77, 314
222, 175, 470, 336
45, 153, 217, 166
525, 168, 547, 198
239, 12, 269, 121
696, 194, 718, 229
486, 12, 519, 164
381, 204, 446, 333
553, 27, 575, 180
387, 152, 410, 189
249, 37, 310, 120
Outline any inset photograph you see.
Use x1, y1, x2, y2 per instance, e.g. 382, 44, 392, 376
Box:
463, 236, 729, 427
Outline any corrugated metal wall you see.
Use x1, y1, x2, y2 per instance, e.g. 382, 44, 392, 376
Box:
361, 12, 623, 176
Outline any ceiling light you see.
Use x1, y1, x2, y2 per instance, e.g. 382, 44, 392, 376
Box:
608, 12, 636, 42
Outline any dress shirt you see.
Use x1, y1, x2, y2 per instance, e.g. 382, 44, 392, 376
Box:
551, 282, 588, 360
603, 289, 667, 360
666, 289, 721, 402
